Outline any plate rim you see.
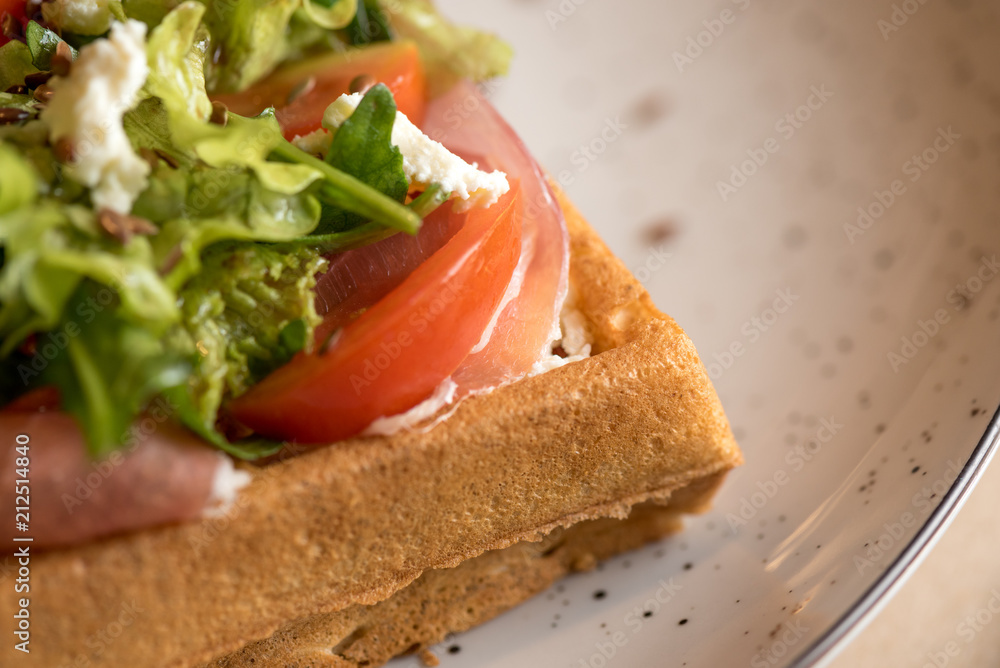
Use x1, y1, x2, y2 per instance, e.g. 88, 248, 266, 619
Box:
789, 403, 1000, 667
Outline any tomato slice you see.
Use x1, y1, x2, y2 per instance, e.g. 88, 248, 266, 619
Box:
229, 184, 523, 443
212, 41, 426, 140
312, 201, 465, 344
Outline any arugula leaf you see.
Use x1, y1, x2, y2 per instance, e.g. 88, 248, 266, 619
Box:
39, 282, 191, 458
25, 22, 77, 71
321, 83, 407, 232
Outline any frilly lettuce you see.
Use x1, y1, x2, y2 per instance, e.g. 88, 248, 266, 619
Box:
145, 2, 320, 194
381, 0, 512, 96
173, 243, 326, 440
201, 0, 356, 93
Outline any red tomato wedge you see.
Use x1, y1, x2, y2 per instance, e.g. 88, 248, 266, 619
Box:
212, 41, 426, 140
313, 202, 465, 344
229, 184, 523, 443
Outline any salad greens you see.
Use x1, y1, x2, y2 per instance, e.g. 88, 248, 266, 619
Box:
0, 0, 511, 458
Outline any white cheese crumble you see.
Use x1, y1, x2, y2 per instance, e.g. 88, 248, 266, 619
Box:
291, 128, 332, 156
42, 0, 112, 36
323, 92, 510, 210
41, 20, 151, 215
202, 453, 253, 519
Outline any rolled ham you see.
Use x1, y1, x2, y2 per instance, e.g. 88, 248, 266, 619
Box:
0, 405, 245, 551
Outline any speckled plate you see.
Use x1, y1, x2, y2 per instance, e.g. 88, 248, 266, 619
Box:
388, 0, 1000, 666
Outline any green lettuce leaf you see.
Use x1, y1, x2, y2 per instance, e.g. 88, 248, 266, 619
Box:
0, 143, 38, 216
381, 0, 512, 96
201, 0, 309, 93
168, 242, 325, 455
122, 0, 174, 28
0, 41, 38, 93
0, 199, 180, 357
39, 282, 191, 458
162, 385, 285, 460
144, 2, 221, 143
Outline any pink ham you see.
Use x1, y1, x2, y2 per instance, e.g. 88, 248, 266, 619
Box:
424, 82, 570, 396
0, 408, 229, 550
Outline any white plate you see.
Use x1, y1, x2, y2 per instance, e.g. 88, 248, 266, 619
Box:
390, 0, 1000, 666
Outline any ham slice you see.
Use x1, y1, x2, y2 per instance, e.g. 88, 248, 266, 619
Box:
0, 406, 244, 550
366, 83, 571, 433
423, 82, 570, 396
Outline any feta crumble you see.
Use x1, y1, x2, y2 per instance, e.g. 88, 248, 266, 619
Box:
202, 452, 253, 519
42, 0, 112, 36
529, 300, 592, 376
323, 92, 510, 210
41, 20, 151, 215
291, 128, 332, 156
